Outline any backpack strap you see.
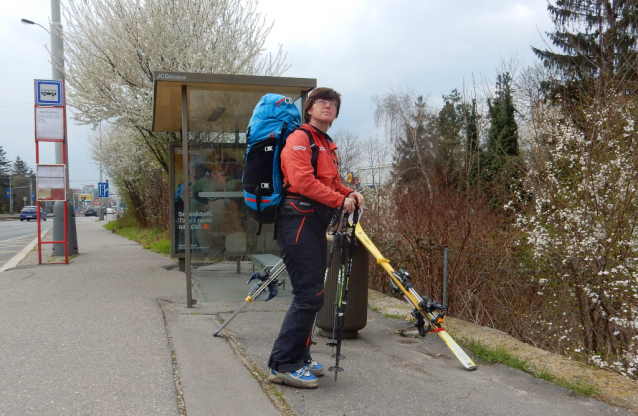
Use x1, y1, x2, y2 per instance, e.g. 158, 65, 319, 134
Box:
299, 128, 319, 178
260, 121, 288, 237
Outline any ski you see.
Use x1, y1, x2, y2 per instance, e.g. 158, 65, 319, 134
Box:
213, 259, 285, 336
327, 207, 360, 381
353, 224, 477, 371
309, 209, 344, 347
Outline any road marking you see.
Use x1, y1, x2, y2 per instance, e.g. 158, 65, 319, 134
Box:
0, 229, 50, 273
0, 235, 36, 243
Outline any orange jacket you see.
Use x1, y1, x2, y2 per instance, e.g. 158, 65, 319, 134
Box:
281, 124, 353, 208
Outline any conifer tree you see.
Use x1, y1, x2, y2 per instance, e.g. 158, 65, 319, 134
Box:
464, 99, 481, 187
12, 156, 34, 178
437, 89, 464, 180
487, 73, 518, 158
0, 146, 10, 188
465, 99, 479, 158
479, 73, 520, 205
532, 0, 638, 83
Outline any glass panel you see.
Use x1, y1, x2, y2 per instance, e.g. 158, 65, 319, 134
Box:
170, 86, 309, 305
172, 138, 283, 257
188, 88, 303, 134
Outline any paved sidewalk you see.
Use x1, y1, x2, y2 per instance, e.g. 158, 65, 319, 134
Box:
0, 220, 634, 415
0, 220, 274, 416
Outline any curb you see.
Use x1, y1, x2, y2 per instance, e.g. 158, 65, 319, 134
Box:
0, 229, 51, 273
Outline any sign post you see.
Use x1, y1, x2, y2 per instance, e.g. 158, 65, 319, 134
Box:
34, 79, 72, 264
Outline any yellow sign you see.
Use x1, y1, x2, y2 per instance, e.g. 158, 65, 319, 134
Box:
79, 194, 92, 202
347, 172, 353, 183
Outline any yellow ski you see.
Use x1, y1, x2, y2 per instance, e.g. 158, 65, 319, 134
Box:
354, 224, 477, 371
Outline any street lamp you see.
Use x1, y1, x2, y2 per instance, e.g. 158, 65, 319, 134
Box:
20, 19, 51, 34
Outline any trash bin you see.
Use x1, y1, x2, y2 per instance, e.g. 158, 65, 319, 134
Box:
317, 233, 369, 339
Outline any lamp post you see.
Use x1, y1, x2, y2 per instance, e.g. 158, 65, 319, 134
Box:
21, 0, 78, 255
20, 19, 50, 34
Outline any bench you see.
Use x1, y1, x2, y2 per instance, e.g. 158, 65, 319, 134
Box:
248, 254, 286, 290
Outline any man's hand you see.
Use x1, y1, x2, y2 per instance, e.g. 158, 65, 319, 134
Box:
348, 192, 364, 208
343, 197, 356, 213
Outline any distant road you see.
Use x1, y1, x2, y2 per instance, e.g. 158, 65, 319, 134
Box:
0, 217, 95, 268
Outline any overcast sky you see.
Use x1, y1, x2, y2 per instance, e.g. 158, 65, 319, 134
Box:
0, 0, 554, 190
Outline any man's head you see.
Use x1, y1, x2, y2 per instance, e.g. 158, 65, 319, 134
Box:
303, 87, 341, 124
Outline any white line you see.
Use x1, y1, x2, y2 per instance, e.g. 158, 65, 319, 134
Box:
0, 235, 36, 243
0, 229, 50, 273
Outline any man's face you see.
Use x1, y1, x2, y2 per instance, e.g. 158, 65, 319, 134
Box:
215, 154, 229, 173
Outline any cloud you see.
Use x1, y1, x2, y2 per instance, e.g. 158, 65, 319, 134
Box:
256, 0, 553, 136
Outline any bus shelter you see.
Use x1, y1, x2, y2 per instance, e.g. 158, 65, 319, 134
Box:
152, 72, 316, 307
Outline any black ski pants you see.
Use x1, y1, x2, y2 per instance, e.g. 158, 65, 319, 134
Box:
268, 212, 327, 373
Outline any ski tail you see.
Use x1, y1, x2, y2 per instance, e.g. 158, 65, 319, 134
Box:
353, 223, 477, 371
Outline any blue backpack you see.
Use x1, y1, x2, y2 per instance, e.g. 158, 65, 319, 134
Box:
243, 94, 318, 231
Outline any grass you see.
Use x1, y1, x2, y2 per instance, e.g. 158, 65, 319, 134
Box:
458, 337, 601, 397
370, 306, 408, 320
103, 215, 171, 256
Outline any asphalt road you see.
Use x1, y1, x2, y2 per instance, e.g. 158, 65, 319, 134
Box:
0, 217, 96, 268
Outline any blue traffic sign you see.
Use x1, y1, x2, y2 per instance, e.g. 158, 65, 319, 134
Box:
35, 79, 64, 106
98, 182, 109, 198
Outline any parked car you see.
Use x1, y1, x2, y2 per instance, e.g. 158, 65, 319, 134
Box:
20, 206, 47, 221
106, 207, 115, 214
84, 208, 98, 217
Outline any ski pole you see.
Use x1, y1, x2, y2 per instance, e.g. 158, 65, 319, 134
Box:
213, 259, 286, 336
308, 208, 343, 346
328, 206, 360, 381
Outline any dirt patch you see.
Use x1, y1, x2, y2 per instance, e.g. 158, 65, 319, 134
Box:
368, 289, 638, 414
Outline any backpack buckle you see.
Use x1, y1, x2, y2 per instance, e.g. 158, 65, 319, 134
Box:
265, 146, 274, 152
261, 183, 271, 189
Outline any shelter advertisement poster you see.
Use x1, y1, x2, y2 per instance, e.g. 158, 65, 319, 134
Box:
171, 143, 246, 259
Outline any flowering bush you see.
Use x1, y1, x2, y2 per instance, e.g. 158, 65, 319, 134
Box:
515, 96, 638, 379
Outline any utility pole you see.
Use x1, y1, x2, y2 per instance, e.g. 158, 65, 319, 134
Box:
98, 123, 104, 221
98, 167, 104, 221
49, 0, 78, 255
23, 4, 77, 253
8, 174, 12, 215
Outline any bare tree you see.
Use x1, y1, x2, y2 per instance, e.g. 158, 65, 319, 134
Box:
358, 136, 392, 188
88, 122, 168, 228
331, 129, 362, 183
62, 0, 288, 171
372, 85, 435, 200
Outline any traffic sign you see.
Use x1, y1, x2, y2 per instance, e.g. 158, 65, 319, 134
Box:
35, 79, 64, 106
93, 198, 101, 205
98, 182, 109, 198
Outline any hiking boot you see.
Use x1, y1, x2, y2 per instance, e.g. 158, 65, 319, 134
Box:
307, 358, 325, 377
268, 366, 318, 389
